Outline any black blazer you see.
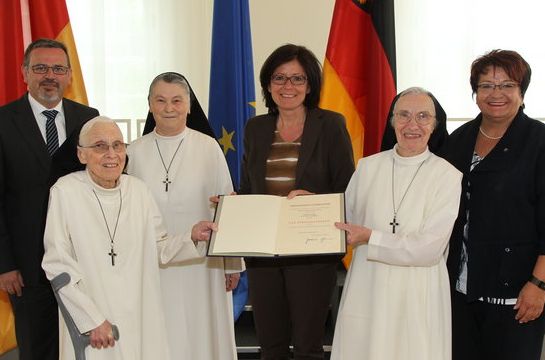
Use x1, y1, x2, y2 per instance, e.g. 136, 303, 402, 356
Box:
444, 109, 545, 300
239, 108, 355, 265
0, 94, 98, 285
239, 108, 354, 195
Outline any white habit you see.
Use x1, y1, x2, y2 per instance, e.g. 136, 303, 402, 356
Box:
331, 147, 462, 360
42, 171, 203, 360
127, 128, 243, 360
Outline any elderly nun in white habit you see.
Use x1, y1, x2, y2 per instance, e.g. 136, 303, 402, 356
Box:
42, 116, 215, 360
331, 87, 462, 360
126, 72, 243, 359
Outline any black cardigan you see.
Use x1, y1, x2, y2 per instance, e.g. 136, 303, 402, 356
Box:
443, 109, 545, 300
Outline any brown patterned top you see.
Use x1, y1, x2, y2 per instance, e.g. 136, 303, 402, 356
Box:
265, 130, 301, 196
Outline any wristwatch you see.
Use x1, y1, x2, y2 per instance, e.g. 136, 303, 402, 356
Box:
529, 275, 545, 291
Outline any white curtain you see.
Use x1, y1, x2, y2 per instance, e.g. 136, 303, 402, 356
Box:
67, 0, 545, 141
396, 0, 545, 128
66, 0, 214, 140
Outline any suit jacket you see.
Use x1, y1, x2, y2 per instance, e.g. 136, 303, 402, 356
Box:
239, 108, 355, 265
444, 109, 545, 300
0, 94, 99, 285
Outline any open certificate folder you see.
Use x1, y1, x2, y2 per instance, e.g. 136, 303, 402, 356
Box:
208, 193, 346, 257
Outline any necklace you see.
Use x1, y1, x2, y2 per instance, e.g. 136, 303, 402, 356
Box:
390, 157, 426, 234
93, 189, 122, 266
479, 126, 503, 140
155, 138, 184, 192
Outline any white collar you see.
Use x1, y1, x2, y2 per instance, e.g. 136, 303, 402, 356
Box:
28, 93, 64, 116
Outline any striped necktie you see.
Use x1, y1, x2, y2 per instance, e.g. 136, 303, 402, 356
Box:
43, 110, 59, 155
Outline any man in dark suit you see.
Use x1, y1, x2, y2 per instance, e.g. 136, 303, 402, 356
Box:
0, 38, 99, 360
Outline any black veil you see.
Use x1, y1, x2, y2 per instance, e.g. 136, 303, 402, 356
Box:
142, 72, 215, 138
380, 91, 448, 153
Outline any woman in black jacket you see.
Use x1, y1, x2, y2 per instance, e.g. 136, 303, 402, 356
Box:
239, 44, 354, 360
444, 49, 545, 360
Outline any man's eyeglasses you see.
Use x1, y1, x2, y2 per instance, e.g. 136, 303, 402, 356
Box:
78, 141, 127, 154
30, 64, 70, 75
394, 111, 435, 126
477, 82, 519, 94
271, 74, 307, 86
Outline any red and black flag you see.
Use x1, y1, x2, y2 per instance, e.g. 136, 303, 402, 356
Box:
0, 0, 89, 106
320, 0, 397, 162
320, 0, 396, 267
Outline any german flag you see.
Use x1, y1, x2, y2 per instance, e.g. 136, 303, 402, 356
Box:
0, 291, 16, 355
320, 0, 396, 268
0, 0, 27, 105
0, 0, 88, 106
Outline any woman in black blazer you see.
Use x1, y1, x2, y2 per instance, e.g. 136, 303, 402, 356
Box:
444, 49, 545, 360
239, 44, 354, 359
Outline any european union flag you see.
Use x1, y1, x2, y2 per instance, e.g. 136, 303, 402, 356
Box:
209, 0, 255, 190
209, 0, 254, 322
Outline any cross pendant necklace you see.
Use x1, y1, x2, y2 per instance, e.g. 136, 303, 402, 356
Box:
155, 138, 184, 192
391, 157, 425, 234
108, 249, 117, 266
390, 216, 399, 234
163, 176, 172, 192
93, 189, 122, 266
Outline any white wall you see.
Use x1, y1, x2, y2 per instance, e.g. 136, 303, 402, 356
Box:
249, 0, 335, 115
66, 0, 545, 141
66, 0, 335, 130
66, 0, 214, 137
395, 0, 545, 121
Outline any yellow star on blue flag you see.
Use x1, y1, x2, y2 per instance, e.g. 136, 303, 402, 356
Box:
218, 126, 236, 155
209, 0, 255, 323
208, 0, 255, 190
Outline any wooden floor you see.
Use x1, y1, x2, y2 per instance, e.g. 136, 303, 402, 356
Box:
233, 268, 344, 359
234, 303, 335, 359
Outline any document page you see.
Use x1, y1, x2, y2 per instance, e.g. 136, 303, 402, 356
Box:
209, 195, 280, 255
208, 193, 345, 257
276, 193, 345, 255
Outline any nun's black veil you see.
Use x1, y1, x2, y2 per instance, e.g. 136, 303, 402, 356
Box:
380, 92, 448, 154
142, 72, 215, 138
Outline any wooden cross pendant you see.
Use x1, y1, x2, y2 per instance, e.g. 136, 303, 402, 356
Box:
163, 176, 172, 192
390, 216, 399, 234
108, 248, 117, 266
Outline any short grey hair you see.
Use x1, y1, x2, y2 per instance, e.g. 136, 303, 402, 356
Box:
79, 116, 119, 146
390, 86, 437, 128
23, 38, 70, 68
148, 72, 190, 106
